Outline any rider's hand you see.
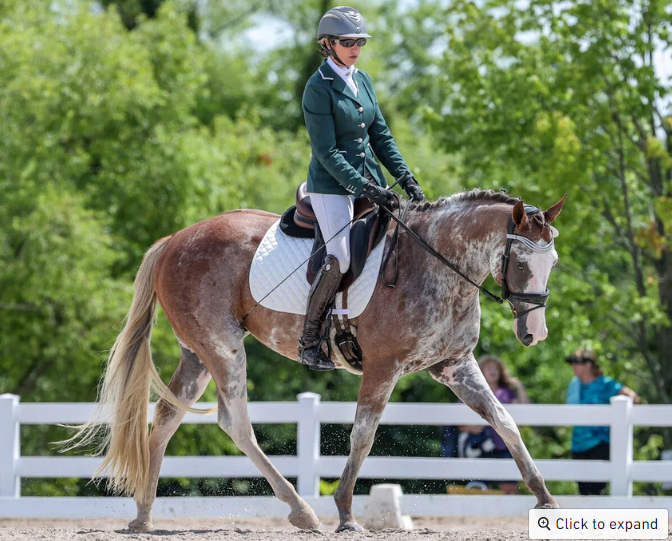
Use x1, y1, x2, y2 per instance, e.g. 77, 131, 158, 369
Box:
404, 179, 425, 202
362, 181, 395, 207
398, 171, 426, 202
402, 175, 426, 201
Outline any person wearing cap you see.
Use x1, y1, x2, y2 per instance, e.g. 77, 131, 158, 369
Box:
565, 349, 640, 495
297, 6, 425, 371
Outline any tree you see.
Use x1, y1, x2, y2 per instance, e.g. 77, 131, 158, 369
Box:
425, 0, 672, 416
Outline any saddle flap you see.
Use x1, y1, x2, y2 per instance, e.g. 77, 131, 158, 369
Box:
306, 209, 389, 292
248, 219, 385, 319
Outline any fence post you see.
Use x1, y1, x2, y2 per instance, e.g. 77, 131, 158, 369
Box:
297, 392, 321, 498
610, 395, 633, 496
0, 394, 20, 498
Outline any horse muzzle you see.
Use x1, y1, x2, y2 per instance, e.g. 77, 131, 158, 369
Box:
514, 314, 548, 347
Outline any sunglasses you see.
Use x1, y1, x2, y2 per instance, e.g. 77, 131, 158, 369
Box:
332, 38, 367, 48
566, 355, 591, 364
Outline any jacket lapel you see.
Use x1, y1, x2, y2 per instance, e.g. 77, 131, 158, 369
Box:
320, 61, 363, 106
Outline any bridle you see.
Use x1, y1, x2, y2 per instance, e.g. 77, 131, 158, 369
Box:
500, 205, 553, 318
381, 201, 555, 320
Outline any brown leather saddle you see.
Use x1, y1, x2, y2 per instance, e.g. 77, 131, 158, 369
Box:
279, 182, 390, 292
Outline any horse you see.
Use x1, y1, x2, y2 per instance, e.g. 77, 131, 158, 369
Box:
67, 188, 565, 532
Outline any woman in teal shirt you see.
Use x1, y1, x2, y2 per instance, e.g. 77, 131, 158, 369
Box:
566, 349, 640, 495
297, 6, 425, 371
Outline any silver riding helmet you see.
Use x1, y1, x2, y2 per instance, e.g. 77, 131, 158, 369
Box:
317, 6, 372, 39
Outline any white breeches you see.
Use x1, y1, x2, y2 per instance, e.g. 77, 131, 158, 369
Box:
309, 193, 355, 274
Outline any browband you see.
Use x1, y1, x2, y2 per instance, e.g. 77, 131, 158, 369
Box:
506, 234, 555, 253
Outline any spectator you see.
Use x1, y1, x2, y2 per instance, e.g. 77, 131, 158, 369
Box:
479, 355, 529, 494
566, 349, 640, 496
441, 355, 529, 494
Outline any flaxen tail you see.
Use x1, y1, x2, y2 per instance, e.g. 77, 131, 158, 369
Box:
62, 236, 215, 500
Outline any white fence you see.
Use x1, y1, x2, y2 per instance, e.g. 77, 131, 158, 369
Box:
2, 392, 672, 518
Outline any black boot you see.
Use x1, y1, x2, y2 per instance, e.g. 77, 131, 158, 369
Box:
298, 254, 342, 371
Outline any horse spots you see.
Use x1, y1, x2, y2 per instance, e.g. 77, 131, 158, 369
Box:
155, 401, 178, 424
217, 405, 232, 431
184, 380, 201, 400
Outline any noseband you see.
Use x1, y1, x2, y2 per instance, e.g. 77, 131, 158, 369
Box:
500, 205, 553, 319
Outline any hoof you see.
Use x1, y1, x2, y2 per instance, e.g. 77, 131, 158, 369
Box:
289, 505, 320, 530
128, 518, 152, 532
336, 522, 364, 533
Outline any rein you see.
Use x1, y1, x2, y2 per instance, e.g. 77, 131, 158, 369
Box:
380, 201, 553, 319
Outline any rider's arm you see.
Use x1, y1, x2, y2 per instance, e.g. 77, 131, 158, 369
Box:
302, 83, 368, 196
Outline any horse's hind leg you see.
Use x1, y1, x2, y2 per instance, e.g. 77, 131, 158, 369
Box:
428, 355, 558, 508
129, 345, 211, 532
203, 330, 320, 530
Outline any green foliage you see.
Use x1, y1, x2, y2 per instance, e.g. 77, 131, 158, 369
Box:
2, 0, 671, 500
422, 0, 672, 412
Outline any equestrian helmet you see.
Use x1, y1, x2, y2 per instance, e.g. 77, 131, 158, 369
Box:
317, 6, 372, 39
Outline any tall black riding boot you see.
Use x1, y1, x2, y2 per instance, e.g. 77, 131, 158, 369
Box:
298, 254, 342, 371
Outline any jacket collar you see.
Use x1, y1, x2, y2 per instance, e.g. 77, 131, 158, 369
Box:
318, 59, 362, 106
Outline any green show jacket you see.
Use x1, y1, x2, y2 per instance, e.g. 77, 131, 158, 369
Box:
302, 60, 411, 197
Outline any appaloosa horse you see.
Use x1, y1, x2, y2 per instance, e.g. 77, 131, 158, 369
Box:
68, 189, 565, 532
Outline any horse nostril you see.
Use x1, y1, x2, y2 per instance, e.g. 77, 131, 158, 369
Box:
522, 334, 534, 346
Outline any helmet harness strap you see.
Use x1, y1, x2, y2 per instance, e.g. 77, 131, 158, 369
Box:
320, 38, 347, 67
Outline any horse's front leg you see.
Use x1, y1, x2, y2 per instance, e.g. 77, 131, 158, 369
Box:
334, 364, 400, 532
428, 355, 558, 508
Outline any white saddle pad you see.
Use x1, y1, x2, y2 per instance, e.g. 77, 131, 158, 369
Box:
249, 219, 385, 318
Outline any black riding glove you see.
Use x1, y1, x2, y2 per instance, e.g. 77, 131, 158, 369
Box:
398, 172, 426, 202
404, 179, 425, 202
362, 181, 395, 207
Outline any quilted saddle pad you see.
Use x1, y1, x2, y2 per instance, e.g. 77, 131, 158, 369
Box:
249, 219, 385, 317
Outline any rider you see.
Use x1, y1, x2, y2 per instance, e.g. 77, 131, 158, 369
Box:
298, 6, 426, 371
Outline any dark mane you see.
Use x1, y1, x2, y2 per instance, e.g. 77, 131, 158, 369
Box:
409, 188, 520, 212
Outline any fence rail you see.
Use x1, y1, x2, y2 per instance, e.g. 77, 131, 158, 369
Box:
2, 392, 671, 505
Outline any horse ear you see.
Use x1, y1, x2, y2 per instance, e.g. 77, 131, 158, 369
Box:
512, 200, 528, 229
544, 194, 568, 223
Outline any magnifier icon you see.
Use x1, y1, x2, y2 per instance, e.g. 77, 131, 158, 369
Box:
538, 517, 551, 531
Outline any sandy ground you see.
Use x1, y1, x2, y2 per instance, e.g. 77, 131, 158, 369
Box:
2, 517, 670, 541
0, 516, 526, 541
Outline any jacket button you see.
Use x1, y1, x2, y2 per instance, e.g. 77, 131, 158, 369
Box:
360, 123, 365, 128
357, 138, 363, 143
359, 152, 365, 157
358, 107, 364, 112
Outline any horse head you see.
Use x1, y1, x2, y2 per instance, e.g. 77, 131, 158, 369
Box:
492, 194, 567, 347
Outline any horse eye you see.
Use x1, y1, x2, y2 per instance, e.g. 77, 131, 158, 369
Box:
517, 263, 525, 271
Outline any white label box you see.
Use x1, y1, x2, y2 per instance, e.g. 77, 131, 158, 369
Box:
529, 508, 668, 539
